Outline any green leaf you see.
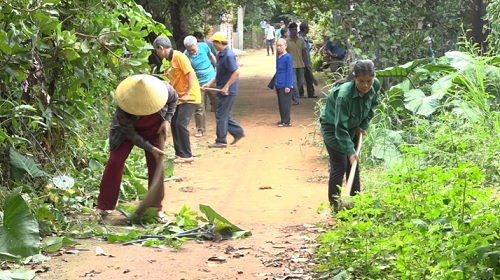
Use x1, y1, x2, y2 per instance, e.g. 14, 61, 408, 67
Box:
0, 268, 36, 280
0, 38, 11, 55
9, 149, 50, 180
165, 157, 174, 177
62, 48, 80, 61
0, 188, 41, 260
431, 75, 452, 99
376, 58, 431, 78
484, 251, 500, 269
404, 89, 438, 117
51, 175, 75, 190
127, 58, 144, 66
199, 205, 252, 239
41, 237, 79, 253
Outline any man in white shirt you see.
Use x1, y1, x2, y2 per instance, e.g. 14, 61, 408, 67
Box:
264, 22, 276, 56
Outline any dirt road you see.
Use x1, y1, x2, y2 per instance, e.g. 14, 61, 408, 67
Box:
35, 49, 332, 280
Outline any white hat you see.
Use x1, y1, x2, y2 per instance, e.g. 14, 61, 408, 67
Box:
115, 74, 168, 116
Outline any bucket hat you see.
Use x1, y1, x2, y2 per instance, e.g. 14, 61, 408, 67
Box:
115, 74, 168, 116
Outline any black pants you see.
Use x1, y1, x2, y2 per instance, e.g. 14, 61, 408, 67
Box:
171, 104, 196, 158
299, 67, 315, 97
325, 141, 360, 206
276, 87, 292, 124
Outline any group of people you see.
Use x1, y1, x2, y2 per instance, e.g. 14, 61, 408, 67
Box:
95, 19, 381, 221
95, 31, 245, 222
271, 21, 317, 127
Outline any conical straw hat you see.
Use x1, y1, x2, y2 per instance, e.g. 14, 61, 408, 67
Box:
115, 74, 169, 116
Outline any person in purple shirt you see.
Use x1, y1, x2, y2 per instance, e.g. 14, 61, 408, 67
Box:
201, 32, 245, 148
274, 38, 294, 127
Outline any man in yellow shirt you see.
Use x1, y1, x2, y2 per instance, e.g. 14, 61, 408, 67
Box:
153, 36, 201, 163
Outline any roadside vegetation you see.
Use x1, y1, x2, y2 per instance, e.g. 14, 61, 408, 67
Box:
296, 1, 500, 278
1, 0, 499, 278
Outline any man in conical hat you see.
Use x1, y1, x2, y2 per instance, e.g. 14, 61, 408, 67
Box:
95, 74, 178, 222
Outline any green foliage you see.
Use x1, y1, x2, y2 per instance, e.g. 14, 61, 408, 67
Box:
281, 0, 470, 69
41, 236, 79, 253
485, 0, 500, 54
0, 188, 40, 260
0, 0, 170, 186
315, 47, 500, 279
0, 268, 36, 280
103, 205, 252, 247
317, 163, 500, 279
9, 149, 50, 182
199, 204, 252, 239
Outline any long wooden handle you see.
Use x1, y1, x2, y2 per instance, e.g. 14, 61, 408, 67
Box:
345, 134, 363, 196
204, 87, 224, 92
134, 131, 166, 218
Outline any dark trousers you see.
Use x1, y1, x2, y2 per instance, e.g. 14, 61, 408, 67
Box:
325, 142, 360, 206
98, 114, 163, 211
171, 103, 196, 158
276, 87, 292, 124
266, 39, 275, 55
215, 94, 244, 144
299, 67, 315, 97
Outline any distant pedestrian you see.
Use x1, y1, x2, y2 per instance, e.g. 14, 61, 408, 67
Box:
274, 38, 294, 127
260, 18, 267, 29
201, 32, 245, 148
299, 22, 317, 98
286, 22, 308, 105
264, 22, 276, 56
153, 36, 201, 163
320, 60, 380, 212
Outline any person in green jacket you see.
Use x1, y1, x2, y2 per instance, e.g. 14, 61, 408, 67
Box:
320, 60, 380, 212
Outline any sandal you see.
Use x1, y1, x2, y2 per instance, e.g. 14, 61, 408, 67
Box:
156, 212, 171, 224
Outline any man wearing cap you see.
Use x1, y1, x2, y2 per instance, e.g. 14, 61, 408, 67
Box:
201, 32, 245, 148
153, 36, 201, 163
96, 74, 178, 222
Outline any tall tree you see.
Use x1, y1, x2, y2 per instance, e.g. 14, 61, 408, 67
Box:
280, 0, 478, 68
134, 0, 278, 50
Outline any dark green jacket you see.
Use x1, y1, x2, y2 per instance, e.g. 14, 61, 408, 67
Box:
320, 78, 380, 156
109, 82, 178, 152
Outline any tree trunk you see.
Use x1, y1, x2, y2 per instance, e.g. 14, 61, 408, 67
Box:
168, 2, 189, 52
469, 0, 488, 53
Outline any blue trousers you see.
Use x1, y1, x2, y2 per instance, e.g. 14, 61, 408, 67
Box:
266, 39, 275, 55
215, 94, 244, 144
